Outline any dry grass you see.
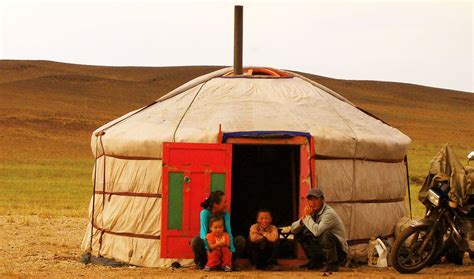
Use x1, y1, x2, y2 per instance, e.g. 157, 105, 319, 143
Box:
0, 159, 91, 217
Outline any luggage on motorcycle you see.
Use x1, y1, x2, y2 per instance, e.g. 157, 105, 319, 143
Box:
418, 144, 473, 207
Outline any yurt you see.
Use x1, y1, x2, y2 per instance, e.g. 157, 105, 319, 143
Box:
81, 66, 411, 267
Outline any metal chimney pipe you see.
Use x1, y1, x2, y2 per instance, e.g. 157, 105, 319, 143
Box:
234, 5, 243, 75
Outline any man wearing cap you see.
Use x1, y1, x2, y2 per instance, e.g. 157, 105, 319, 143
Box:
291, 188, 348, 272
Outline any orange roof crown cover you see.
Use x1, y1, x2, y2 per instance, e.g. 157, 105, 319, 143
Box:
223, 67, 292, 77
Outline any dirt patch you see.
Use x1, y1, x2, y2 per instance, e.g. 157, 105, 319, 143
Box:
0, 215, 473, 278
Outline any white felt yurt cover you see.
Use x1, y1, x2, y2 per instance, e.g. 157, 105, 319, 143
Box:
82, 67, 411, 266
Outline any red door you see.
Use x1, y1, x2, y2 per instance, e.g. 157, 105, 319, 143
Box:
161, 142, 232, 258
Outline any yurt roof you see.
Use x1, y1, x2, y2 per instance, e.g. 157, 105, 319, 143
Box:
92, 67, 411, 162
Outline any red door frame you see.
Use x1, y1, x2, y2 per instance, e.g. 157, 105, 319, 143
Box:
224, 136, 315, 259
224, 136, 315, 220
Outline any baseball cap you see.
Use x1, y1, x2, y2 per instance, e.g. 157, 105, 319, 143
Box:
306, 188, 324, 199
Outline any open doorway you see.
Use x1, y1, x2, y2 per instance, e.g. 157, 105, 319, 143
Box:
231, 144, 300, 254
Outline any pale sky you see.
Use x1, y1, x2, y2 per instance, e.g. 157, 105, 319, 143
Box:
1, 0, 472, 92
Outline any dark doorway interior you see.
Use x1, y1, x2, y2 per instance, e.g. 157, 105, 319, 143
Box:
230, 144, 300, 241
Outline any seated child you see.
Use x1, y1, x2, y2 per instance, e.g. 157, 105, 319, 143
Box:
248, 209, 280, 270
204, 215, 232, 272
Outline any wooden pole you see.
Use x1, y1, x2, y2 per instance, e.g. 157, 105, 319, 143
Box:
290, 148, 298, 222
234, 5, 243, 75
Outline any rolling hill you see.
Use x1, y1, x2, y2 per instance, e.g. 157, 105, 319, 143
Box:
1, 60, 473, 177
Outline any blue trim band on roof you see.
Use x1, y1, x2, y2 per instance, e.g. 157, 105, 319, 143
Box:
222, 131, 311, 142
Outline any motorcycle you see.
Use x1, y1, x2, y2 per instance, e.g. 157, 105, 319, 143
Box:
391, 145, 474, 273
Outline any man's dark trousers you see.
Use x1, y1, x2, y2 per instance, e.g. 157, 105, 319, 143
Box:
294, 227, 346, 267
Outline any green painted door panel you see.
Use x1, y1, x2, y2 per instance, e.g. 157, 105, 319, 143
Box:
210, 173, 226, 193
168, 172, 183, 229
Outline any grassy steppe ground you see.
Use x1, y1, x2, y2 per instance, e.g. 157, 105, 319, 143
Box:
0, 159, 91, 217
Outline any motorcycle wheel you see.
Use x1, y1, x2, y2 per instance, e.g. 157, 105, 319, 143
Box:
391, 225, 440, 274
